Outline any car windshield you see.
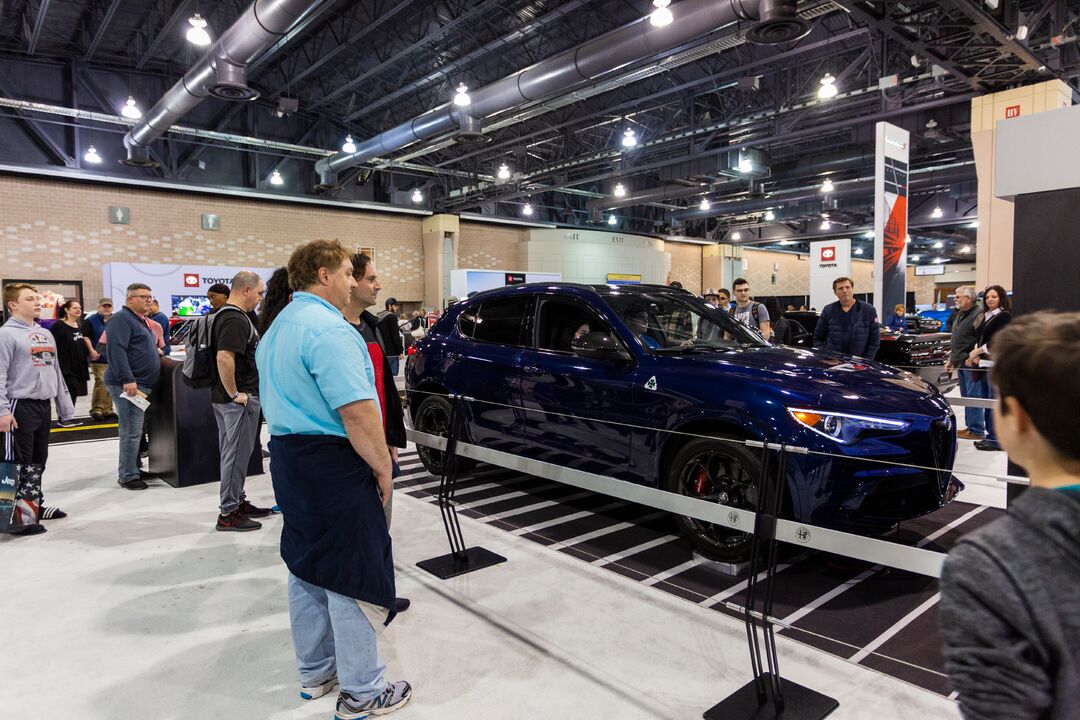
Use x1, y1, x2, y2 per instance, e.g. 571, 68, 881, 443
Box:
604, 291, 768, 352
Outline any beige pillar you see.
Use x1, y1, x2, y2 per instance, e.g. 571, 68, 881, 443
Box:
702, 243, 741, 292
421, 214, 459, 308
970, 80, 1071, 290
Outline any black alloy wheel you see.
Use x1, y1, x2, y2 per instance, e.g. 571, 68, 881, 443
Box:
413, 394, 476, 477
665, 436, 768, 563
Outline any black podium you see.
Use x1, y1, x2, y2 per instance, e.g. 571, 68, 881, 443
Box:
147, 358, 263, 488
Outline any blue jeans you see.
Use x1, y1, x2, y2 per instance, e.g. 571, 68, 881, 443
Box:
287, 573, 386, 699
106, 384, 151, 484
387, 356, 400, 377
958, 368, 988, 436
984, 383, 999, 444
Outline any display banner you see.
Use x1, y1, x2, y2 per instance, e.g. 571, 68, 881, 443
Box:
102, 263, 277, 316
874, 122, 909, 318
809, 239, 851, 312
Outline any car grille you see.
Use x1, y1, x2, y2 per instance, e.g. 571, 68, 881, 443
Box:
929, 418, 954, 489
908, 341, 950, 365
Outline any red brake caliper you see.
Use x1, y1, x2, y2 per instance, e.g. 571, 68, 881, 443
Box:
693, 466, 709, 496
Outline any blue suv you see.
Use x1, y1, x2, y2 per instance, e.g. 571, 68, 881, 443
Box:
406, 284, 961, 561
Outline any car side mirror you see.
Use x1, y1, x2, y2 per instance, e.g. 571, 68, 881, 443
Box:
570, 331, 631, 361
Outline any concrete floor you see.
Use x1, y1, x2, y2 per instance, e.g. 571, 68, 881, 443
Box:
1, 417, 1009, 720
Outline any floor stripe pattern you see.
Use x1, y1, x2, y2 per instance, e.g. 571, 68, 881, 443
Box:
393, 449, 1002, 696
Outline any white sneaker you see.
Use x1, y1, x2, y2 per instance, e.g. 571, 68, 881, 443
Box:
299, 674, 338, 700
335, 681, 412, 718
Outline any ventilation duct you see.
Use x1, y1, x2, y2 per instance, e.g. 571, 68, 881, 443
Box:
122, 0, 324, 167
316, 0, 782, 188
747, 0, 812, 45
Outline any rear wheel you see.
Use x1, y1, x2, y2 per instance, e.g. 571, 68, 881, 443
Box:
413, 394, 477, 477
665, 436, 765, 563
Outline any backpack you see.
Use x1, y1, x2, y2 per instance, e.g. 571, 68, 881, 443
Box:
181, 306, 252, 389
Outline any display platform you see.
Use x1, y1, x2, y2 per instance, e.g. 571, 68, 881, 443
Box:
393, 449, 1002, 697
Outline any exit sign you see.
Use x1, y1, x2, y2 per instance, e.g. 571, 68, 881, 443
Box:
1005, 105, 1021, 119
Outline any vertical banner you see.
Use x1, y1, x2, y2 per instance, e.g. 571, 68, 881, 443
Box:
809, 238, 851, 312
874, 122, 910, 318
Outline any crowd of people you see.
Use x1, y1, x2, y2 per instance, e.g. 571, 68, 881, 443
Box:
2, 261, 1071, 718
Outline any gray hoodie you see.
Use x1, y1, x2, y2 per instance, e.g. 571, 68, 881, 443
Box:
940, 487, 1080, 720
0, 317, 75, 420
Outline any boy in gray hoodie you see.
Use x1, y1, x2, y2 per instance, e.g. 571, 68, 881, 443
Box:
1, 283, 76, 535
940, 311, 1080, 719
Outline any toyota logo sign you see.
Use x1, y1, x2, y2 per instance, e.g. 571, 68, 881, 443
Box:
820, 246, 836, 262
183, 273, 200, 287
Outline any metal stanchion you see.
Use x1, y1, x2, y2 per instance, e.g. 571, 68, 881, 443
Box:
416, 396, 507, 579
704, 443, 838, 720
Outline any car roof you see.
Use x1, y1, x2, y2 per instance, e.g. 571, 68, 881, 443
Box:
460, 282, 688, 304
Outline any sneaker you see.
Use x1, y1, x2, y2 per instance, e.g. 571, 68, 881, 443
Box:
119, 479, 149, 490
300, 675, 338, 700
56, 419, 81, 428
238, 500, 272, 518
335, 681, 412, 719
40, 506, 67, 520
13, 524, 46, 536
271, 505, 282, 514
216, 512, 262, 532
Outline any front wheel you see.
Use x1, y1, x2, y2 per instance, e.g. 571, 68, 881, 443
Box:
413, 394, 477, 477
665, 436, 766, 563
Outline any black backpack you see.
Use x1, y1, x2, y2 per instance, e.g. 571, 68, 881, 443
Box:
180, 306, 252, 388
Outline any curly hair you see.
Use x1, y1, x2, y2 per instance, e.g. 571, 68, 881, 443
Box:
287, 239, 351, 292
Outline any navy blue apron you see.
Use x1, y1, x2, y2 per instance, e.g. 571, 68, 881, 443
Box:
270, 434, 396, 623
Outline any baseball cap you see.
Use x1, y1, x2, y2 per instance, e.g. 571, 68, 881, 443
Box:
98, 297, 113, 306
703, 288, 720, 297
385, 297, 398, 308
207, 283, 230, 295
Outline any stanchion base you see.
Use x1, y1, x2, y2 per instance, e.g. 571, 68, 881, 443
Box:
704, 674, 838, 720
693, 550, 761, 578
416, 546, 507, 580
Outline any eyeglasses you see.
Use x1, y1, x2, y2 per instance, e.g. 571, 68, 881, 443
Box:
130, 294, 152, 300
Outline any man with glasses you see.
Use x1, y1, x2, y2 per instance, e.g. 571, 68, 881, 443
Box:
211, 271, 271, 531
105, 284, 161, 490
730, 278, 771, 339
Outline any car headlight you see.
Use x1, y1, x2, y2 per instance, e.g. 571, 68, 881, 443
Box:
787, 407, 910, 445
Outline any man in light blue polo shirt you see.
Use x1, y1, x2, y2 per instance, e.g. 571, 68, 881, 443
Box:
257, 239, 412, 719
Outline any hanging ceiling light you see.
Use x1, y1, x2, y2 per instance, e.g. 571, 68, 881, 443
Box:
960, 245, 972, 254
818, 73, 839, 100
186, 13, 211, 46
453, 83, 471, 107
931, 206, 944, 219
932, 241, 944, 249
269, 170, 284, 186
731, 230, 742, 240
737, 156, 753, 173
411, 188, 423, 203
614, 182, 627, 197
905, 234, 911, 243
341, 135, 356, 153
621, 128, 637, 148
522, 202, 534, 217
820, 178, 834, 193
121, 96, 142, 120
764, 209, 775, 221
909, 254, 921, 262
933, 257, 948, 264
820, 220, 831, 230
649, 0, 673, 27
607, 214, 618, 226
497, 163, 511, 180
864, 230, 875, 238
854, 247, 864, 255
83, 145, 102, 164
699, 197, 710, 211
968, 220, 980, 229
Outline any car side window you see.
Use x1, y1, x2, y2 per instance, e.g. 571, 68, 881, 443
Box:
535, 298, 612, 352
467, 296, 533, 347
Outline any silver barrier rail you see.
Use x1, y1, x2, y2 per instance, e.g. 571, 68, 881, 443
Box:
406, 428, 950, 578
945, 397, 998, 410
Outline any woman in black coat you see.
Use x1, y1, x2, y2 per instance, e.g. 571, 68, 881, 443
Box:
967, 285, 1012, 451
49, 300, 91, 406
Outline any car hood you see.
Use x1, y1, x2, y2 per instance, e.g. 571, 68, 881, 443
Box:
673, 345, 946, 415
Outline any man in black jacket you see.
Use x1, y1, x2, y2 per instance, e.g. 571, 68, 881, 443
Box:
940, 312, 1080, 719
343, 253, 409, 612
813, 277, 880, 359
376, 297, 405, 377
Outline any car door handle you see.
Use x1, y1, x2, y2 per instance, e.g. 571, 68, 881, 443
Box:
523, 365, 543, 376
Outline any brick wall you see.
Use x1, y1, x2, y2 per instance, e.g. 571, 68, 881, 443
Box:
0, 176, 425, 303
665, 242, 702, 294
457, 222, 527, 269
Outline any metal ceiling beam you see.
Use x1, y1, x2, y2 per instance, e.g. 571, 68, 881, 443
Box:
832, 0, 983, 90
936, 0, 1048, 72
308, 0, 507, 111
136, 0, 195, 69
84, 0, 124, 60
27, 0, 52, 55
0, 77, 72, 165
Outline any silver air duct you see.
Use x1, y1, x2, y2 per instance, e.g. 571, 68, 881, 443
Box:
122, 0, 323, 167
315, 0, 776, 189
747, 0, 811, 45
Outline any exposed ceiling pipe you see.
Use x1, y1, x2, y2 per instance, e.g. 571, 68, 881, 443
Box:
672, 164, 975, 221
122, 0, 326, 167
586, 183, 713, 212
315, 0, 807, 188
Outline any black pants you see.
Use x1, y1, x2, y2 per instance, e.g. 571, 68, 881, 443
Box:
9, 399, 51, 466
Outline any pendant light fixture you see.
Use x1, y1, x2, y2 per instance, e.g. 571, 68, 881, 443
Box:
83, 145, 102, 164
818, 73, 838, 99
269, 170, 284, 186
453, 83, 471, 107
121, 96, 142, 120
649, 0, 673, 27
341, 135, 356, 153
186, 13, 211, 46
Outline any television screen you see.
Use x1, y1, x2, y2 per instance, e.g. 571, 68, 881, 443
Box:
172, 295, 212, 317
